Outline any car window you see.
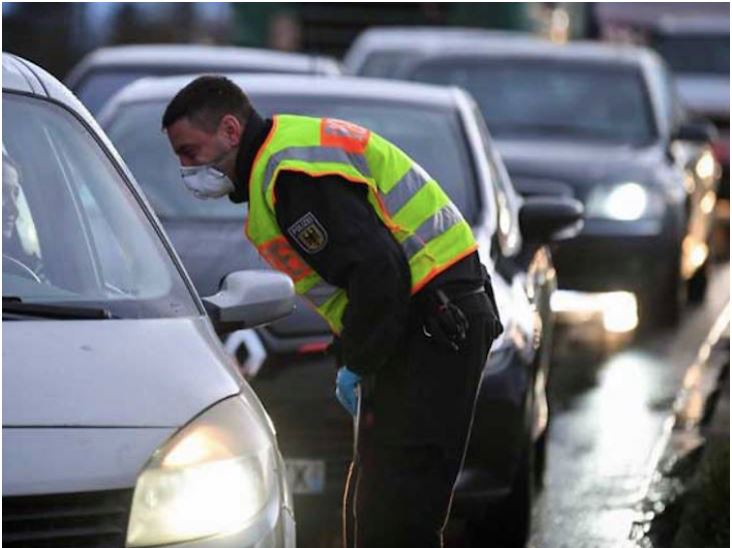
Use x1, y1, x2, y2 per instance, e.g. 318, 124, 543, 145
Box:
75, 70, 152, 114
658, 61, 687, 132
410, 58, 658, 146
651, 33, 730, 75
2, 93, 199, 318
470, 103, 522, 256
355, 50, 415, 79
105, 96, 481, 223
104, 101, 244, 220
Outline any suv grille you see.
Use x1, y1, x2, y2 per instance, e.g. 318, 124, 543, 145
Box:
3, 489, 133, 547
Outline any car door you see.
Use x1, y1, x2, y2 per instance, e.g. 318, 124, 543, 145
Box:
469, 102, 553, 439
470, 102, 551, 343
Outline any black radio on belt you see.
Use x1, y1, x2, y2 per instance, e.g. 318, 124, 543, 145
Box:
422, 288, 473, 352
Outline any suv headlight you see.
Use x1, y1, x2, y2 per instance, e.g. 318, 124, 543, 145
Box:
585, 182, 664, 221
126, 396, 279, 547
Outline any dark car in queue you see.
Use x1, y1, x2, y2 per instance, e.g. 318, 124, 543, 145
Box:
648, 17, 730, 199
99, 74, 583, 547
65, 44, 341, 115
348, 34, 720, 328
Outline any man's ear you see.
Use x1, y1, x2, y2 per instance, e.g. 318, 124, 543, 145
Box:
220, 114, 244, 147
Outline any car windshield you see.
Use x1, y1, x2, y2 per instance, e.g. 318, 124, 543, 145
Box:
75, 70, 153, 114
104, 101, 246, 220
105, 95, 480, 223
651, 33, 730, 75
356, 50, 416, 79
410, 59, 657, 145
2, 93, 199, 319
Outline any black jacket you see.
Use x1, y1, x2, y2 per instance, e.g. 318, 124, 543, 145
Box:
231, 110, 484, 375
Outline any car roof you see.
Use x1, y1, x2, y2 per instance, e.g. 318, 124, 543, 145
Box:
66, 44, 341, 85
343, 26, 535, 69
100, 73, 465, 119
3, 53, 91, 113
3, 53, 39, 94
345, 28, 662, 75
402, 37, 654, 67
350, 26, 527, 46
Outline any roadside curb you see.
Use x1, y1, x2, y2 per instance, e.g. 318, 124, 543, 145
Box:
628, 303, 730, 546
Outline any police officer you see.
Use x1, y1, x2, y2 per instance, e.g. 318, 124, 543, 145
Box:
162, 76, 502, 548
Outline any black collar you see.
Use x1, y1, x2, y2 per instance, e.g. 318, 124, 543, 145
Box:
229, 109, 272, 204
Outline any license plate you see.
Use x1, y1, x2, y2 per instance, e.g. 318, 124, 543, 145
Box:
285, 459, 326, 494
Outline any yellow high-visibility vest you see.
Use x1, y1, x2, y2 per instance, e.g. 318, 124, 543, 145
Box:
246, 114, 477, 334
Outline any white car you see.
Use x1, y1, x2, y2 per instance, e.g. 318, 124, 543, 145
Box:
2, 53, 296, 548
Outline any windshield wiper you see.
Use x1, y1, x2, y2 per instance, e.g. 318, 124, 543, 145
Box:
2, 296, 114, 320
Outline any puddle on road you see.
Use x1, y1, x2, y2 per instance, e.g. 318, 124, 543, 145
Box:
530, 265, 729, 547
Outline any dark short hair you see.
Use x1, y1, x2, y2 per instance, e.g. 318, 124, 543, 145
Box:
162, 75, 252, 132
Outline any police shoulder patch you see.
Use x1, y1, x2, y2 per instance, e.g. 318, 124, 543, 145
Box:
287, 212, 328, 254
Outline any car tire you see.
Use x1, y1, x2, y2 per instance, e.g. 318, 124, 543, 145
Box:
534, 428, 548, 491
470, 444, 534, 548
468, 441, 534, 548
498, 441, 533, 548
532, 369, 550, 492
687, 260, 708, 305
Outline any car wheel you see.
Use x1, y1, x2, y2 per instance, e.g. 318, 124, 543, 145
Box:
467, 441, 534, 548
534, 428, 548, 491
532, 370, 550, 492
687, 260, 708, 305
497, 441, 533, 548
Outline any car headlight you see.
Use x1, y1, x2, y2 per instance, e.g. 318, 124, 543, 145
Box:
585, 182, 664, 221
695, 149, 718, 182
126, 396, 279, 547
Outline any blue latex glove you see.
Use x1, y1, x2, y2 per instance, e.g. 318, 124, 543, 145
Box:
335, 367, 360, 417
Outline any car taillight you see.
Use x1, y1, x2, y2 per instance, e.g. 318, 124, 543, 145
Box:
711, 138, 730, 166
298, 342, 329, 355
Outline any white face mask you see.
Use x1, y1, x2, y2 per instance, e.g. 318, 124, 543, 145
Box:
180, 163, 235, 200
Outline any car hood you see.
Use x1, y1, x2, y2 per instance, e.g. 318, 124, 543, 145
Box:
2, 317, 242, 427
675, 75, 730, 118
3, 427, 174, 495
495, 138, 665, 194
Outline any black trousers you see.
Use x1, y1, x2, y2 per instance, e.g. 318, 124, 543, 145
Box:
343, 290, 496, 548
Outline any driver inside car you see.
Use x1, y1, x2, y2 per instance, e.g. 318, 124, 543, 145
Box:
3, 147, 45, 283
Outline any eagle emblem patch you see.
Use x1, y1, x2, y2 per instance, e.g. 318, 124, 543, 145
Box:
288, 212, 328, 254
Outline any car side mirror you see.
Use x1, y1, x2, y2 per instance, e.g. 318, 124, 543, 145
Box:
673, 120, 718, 144
519, 196, 584, 244
202, 270, 295, 335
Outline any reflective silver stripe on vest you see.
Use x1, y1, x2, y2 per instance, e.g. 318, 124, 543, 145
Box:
263, 146, 371, 194
324, 126, 354, 138
401, 203, 464, 260
304, 280, 341, 307
383, 166, 429, 214
402, 236, 424, 260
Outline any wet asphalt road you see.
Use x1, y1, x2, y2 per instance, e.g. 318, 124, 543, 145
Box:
527, 263, 730, 548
